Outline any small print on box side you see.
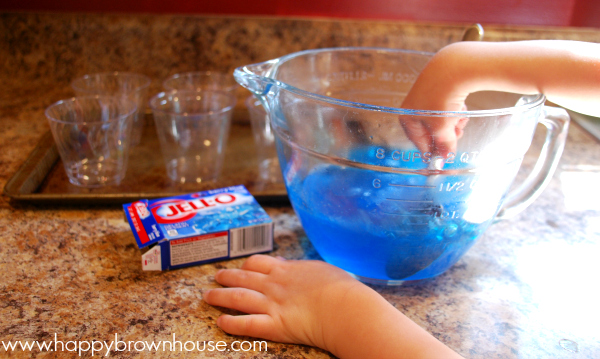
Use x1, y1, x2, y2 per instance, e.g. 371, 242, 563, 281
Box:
123, 185, 274, 271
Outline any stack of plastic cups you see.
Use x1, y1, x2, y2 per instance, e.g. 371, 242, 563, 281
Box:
44, 96, 137, 187
71, 72, 151, 146
149, 89, 236, 185
149, 71, 239, 185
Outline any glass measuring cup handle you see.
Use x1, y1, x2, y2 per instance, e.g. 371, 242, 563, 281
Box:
495, 105, 570, 220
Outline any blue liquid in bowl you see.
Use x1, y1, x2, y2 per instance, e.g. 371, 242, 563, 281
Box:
284, 147, 512, 283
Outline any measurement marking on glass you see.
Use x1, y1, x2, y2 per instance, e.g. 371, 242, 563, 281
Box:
385, 198, 434, 203
381, 212, 430, 217
389, 183, 435, 189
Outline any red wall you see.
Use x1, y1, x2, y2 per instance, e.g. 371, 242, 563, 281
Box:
1, 0, 598, 28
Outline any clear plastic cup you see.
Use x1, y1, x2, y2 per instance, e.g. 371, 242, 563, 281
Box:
45, 96, 136, 187
163, 71, 238, 93
245, 96, 283, 184
71, 72, 151, 146
149, 90, 235, 184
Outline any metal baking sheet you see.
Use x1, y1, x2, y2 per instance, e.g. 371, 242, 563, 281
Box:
3, 115, 289, 206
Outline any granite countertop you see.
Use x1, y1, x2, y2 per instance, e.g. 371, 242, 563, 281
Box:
1, 13, 600, 358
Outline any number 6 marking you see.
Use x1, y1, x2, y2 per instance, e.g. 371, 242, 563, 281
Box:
373, 179, 381, 188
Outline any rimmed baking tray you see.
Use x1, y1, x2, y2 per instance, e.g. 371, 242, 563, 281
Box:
3, 115, 289, 206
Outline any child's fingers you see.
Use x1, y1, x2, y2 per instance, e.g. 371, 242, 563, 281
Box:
203, 288, 270, 314
400, 116, 430, 154
240, 254, 282, 274
455, 117, 469, 138
216, 314, 280, 342
400, 116, 462, 157
215, 268, 267, 292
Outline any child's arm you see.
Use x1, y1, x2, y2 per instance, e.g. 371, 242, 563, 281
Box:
401, 40, 600, 156
203, 40, 599, 358
203, 255, 463, 359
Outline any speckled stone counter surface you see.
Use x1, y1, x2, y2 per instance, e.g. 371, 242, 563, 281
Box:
1, 13, 600, 358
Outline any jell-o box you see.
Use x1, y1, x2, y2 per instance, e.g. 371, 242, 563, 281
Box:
123, 185, 273, 271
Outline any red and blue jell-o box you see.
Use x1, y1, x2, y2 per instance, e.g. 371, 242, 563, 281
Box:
123, 185, 273, 271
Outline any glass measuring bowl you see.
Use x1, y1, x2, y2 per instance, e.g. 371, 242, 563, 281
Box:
235, 47, 569, 285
